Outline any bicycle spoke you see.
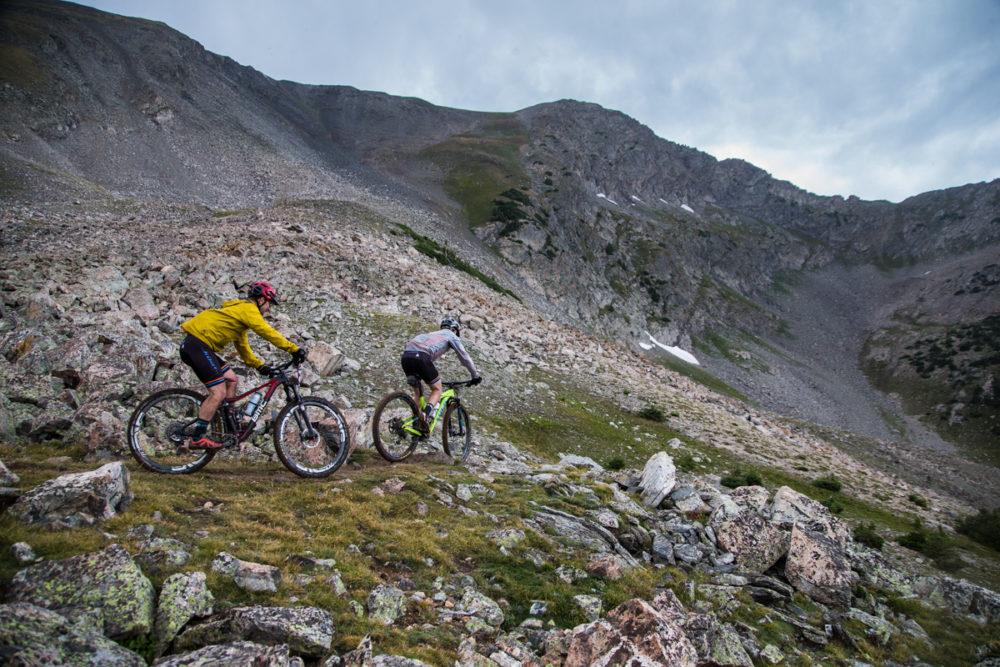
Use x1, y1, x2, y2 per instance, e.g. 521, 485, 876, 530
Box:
127, 389, 215, 474
373, 392, 421, 462
273, 398, 349, 477
443, 401, 472, 462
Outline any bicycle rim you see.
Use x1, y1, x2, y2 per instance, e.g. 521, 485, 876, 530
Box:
273, 398, 350, 478
373, 392, 421, 462
442, 402, 472, 462
127, 389, 215, 474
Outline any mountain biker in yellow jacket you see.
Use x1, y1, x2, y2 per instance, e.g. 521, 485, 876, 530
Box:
179, 280, 306, 450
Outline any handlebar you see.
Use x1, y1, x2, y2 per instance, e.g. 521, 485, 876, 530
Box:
443, 379, 478, 389
259, 358, 301, 378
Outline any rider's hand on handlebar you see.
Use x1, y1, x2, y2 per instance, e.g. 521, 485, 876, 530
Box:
469, 375, 482, 386
291, 348, 307, 365
258, 364, 276, 377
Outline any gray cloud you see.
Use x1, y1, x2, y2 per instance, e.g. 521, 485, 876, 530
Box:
82, 0, 1000, 202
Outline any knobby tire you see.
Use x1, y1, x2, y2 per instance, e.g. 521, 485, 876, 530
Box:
273, 397, 350, 478
372, 391, 422, 462
127, 388, 216, 474
442, 400, 472, 462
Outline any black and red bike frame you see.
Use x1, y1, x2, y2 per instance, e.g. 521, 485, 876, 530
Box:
219, 360, 303, 442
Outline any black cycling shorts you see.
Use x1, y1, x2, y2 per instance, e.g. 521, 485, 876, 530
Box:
401, 350, 440, 386
179, 334, 230, 388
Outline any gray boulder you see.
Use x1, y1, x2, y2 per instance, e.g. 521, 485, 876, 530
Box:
153, 641, 296, 666
913, 575, 1000, 623
173, 605, 333, 659
8, 461, 132, 528
729, 485, 770, 514
0, 458, 19, 485
564, 598, 698, 667
457, 587, 505, 628
770, 485, 850, 546
368, 583, 407, 626
307, 341, 347, 377
212, 551, 282, 592
134, 536, 192, 574
710, 498, 788, 575
5, 543, 155, 639
0, 602, 146, 666
154, 571, 215, 657
638, 451, 677, 507
785, 524, 855, 608
680, 613, 754, 667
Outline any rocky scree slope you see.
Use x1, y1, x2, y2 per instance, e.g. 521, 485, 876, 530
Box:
2, 198, 1000, 665
1, 5, 998, 473
2, 197, 999, 521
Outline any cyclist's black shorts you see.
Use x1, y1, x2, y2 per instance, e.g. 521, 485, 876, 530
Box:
180, 334, 230, 388
401, 350, 440, 386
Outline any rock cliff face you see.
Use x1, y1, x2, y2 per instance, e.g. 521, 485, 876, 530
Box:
1, 0, 997, 459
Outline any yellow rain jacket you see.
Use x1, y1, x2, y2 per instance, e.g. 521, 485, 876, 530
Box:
181, 299, 299, 369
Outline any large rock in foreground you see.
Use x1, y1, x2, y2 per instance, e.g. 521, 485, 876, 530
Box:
8, 461, 133, 528
0, 602, 146, 666
4, 543, 155, 639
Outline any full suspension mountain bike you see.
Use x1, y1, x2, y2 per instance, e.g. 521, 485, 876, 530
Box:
127, 359, 350, 477
372, 378, 475, 463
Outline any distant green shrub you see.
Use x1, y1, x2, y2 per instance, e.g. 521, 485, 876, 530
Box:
821, 496, 845, 514
721, 468, 763, 489
957, 508, 1000, 551
492, 200, 526, 224
812, 474, 842, 492
853, 522, 884, 550
908, 493, 929, 508
492, 189, 530, 224
637, 405, 665, 422
498, 187, 531, 205
395, 224, 519, 301
605, 455, 626, 471
897, 527, 926, 551
897, 521, 965, 572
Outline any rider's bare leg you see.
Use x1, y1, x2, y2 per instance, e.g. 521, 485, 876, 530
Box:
199, 368, 238, 421
426, 379, 443, 415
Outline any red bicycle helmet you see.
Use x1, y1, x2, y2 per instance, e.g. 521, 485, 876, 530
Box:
248, 280, 279, 305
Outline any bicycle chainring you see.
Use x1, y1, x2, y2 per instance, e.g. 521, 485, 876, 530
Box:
166, 421, 188, 444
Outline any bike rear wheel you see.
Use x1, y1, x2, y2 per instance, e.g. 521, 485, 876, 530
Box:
273, 397, 350, 478
442, 400, 472, 462
127, 388, 217, 474
372, 391, 422, 462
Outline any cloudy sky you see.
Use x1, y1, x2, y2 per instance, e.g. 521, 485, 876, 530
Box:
80, 1, 999, 203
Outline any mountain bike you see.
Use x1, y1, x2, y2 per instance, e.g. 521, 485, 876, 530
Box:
372, 379, 475, 463
127, 359, 350, 477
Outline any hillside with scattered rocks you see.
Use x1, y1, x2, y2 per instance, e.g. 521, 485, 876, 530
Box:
2, 0, 998, 461
2, 197, 1000, 665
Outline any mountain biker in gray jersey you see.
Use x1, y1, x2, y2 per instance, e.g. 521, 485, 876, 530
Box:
401, 316, 482, 422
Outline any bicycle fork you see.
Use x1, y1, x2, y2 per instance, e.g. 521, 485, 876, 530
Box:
290, 403, 321, 443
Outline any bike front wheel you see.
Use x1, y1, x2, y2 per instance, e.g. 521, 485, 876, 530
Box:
372, 392, 422, 462
273, 397, 350, 478
442, 400, 472, 462
127, 388, 217, 474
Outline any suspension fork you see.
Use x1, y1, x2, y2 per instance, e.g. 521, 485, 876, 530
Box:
283, 378, 319, 438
